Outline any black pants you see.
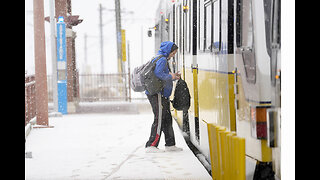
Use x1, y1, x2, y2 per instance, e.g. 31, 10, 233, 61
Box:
145, 93, 175, 147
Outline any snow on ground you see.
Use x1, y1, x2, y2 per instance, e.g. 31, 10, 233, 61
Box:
25, 112, 212, 180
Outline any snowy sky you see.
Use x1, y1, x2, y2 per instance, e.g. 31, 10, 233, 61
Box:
25, 0, 161, 75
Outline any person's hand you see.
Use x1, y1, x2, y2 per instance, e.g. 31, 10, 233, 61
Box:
176, 72, 181, 80
170, 72, 181, 80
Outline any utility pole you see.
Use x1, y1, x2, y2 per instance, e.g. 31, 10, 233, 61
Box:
115, 0, 122, 73
33, 0, 49, 126
99, 3, 105, 74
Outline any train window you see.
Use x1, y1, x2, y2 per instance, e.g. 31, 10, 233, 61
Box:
179, 4, 182, 54
198, 0, 202, 50
174, 5, 181, 72
270, 0, 280, 87
240, 0, 253, 49
176, 5, 180, 49
212, 0, 220, 50
241, 0, 256, 84
192, 0, 197, 55
189, 0, 192, 53
201, 0, 219, 52
166, 13, 170, 34
160, 15, 164, 42
187, 0, 191, 53
184, 0, 190, 53
154, 23, 160, 47
168, 13, 173, 41
173, 4, 175, 43
271, 0, 280, 46
204, 1, 212, 51
235, 0, 242, 48
263, 0, 272, 58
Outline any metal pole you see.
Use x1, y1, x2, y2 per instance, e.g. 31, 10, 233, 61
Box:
33, 0, 49, 126
127, 41, 131, 102
49, 0, 58, 112
115, 0, 122, 73
99, 3, 104, 74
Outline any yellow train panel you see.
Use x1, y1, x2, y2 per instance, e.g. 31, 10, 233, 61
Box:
184, 68, 196, 120
197, 70, 235, 130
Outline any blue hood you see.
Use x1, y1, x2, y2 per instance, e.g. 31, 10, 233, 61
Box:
145, 41, 175, 97
157, 41, 174, 57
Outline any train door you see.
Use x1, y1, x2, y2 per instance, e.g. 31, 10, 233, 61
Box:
182, 0, 191, 134
183, 0, 199, 146
182, 0, 187, 79
192, 0, 200, 143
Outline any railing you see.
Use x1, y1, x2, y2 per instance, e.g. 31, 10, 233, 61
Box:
26, 73, 145, 125
48, 73, 133, 102
47, 73, 150, 103
25, 75, 36, 126
78, 73, 130, 102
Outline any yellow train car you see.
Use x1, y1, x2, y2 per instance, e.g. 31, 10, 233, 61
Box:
154, 0, 281, 179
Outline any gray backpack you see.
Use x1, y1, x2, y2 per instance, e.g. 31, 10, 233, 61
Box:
131, 55, 164, 93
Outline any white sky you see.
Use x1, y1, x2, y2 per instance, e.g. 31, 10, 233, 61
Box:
25, 0, 161, 75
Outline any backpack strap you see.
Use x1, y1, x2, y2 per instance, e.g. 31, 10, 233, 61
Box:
152, 55, 164, 63
153, 55, 170, 71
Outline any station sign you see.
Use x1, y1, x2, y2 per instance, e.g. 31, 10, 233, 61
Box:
56, 16, 67, 114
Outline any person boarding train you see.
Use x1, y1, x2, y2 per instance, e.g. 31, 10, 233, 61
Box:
145, 41, 183, 153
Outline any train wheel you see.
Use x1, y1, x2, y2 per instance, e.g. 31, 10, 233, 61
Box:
253, 161, 275, 180
182, 110, 190, 137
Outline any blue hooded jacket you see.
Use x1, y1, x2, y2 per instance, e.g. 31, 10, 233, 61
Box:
145, 41, 174, 97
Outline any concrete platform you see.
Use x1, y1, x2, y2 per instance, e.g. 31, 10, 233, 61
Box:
25, 111, 212, 180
